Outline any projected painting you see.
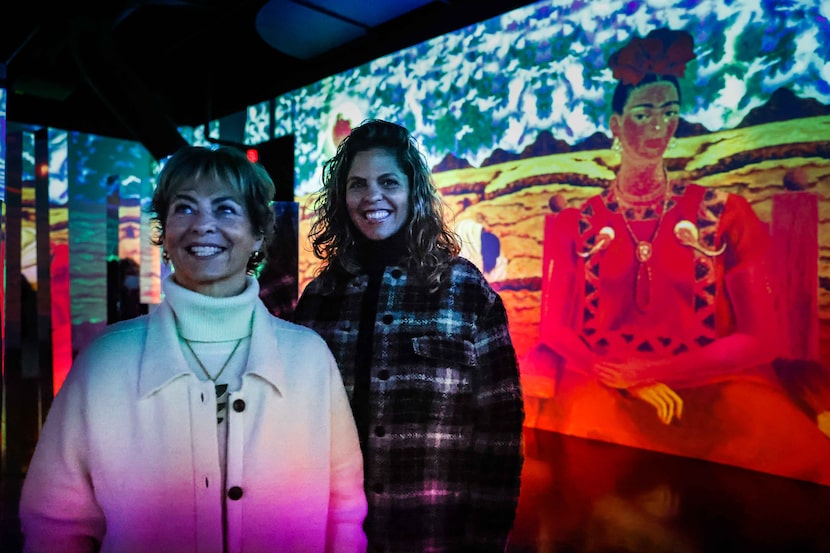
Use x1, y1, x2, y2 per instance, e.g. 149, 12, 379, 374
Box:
1, 87, 6, 198
7, 131, 157, 394
267, 0, 830, 485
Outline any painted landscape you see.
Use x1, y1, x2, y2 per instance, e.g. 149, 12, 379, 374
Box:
297, 89, 830, 371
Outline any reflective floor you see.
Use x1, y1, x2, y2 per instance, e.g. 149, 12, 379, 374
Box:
508, 427, 830, 553
3, 426, 830, 552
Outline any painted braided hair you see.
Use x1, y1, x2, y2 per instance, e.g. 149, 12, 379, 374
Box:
609, 28, 696, 114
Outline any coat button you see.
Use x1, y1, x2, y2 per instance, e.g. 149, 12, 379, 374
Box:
382, 314, 393, 324
390, 269, 402, 278
233, 399, 246, 412
374, 426, 385, 437
228, 486, 243, 500
378, 370, 390, 380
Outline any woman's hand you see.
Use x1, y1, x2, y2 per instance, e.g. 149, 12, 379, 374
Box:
593, 359, 650, 388
630, 383, 684, 425
591, 358, 682, 424
818, 411, 830, 440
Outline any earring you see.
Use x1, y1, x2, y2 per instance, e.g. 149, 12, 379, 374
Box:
162, 249, 170, 264
668, 137, 678, 150
611, 137, 621, 152
246, 249, 266, 276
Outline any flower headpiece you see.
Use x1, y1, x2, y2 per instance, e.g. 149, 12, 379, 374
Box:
608, 28, 696, 86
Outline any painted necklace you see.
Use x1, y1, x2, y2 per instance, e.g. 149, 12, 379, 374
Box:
614, 172, 671, 311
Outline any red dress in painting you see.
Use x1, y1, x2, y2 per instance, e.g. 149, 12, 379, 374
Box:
531, 180, 830, 485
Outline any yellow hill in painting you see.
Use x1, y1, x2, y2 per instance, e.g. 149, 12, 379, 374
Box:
297, 115, 830, 363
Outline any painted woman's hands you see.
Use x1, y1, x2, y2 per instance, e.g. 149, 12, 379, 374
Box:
593, 359, 649, 389
591, 359, 682, 424
818, 411, 830, 439
631, 383, 684, 425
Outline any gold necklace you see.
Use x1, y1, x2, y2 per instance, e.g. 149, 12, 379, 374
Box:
613, 171, 671, 311
182, 338, 243, 382
614, 181, 666, 205
615, 173, 670, 263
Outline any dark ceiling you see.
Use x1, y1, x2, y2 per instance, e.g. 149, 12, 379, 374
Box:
1, 0, 536, 159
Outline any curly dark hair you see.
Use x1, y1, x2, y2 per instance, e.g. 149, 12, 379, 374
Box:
307, 119, 460, 291
149, 145, 276, 274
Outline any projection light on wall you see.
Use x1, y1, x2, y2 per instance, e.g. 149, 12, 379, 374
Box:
255, 0, 434, 59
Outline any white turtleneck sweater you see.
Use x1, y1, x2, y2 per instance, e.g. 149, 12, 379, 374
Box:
20, 273, 369, 553
163, 275, 256, 480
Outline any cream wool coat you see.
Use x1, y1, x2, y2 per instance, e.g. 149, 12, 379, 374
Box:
20, 293, 367, 553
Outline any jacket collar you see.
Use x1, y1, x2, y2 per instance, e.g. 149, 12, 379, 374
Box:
138, 300, 286, 398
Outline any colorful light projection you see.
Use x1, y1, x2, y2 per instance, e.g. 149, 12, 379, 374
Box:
2, 0, 828, 487
1, 85, 5, 200
251, 0, 830, 485
1, 85, 6, 455
6, 131, 157, 395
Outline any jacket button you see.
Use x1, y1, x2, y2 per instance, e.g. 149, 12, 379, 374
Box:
382, 314, 393, 324
378, 370, 390, 380
228, 486, 243, 500
233, 399, 246, 412
341, 321, 352, 331
390, 269, 402, 278
374, 426, 385, 437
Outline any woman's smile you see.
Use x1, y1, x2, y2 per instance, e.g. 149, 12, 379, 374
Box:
346, 148, 411, 241
163, 178, 262, 297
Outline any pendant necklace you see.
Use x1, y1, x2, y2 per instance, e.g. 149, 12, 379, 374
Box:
615, 170, 671, 311
182, 337, 243, 383
181, 337, 243, 424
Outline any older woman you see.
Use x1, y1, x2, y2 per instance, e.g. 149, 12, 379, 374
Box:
293, 119, 524, 553
19, 146, 367, 553
525, 28, 830, 485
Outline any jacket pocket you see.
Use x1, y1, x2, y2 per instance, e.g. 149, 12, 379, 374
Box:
411, 335, 476, 368
408, 335, 475, 422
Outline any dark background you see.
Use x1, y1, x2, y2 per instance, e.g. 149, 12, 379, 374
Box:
0, 0, 536, 160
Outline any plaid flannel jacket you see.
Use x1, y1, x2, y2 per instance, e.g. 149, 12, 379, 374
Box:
294, 257, 524, 553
